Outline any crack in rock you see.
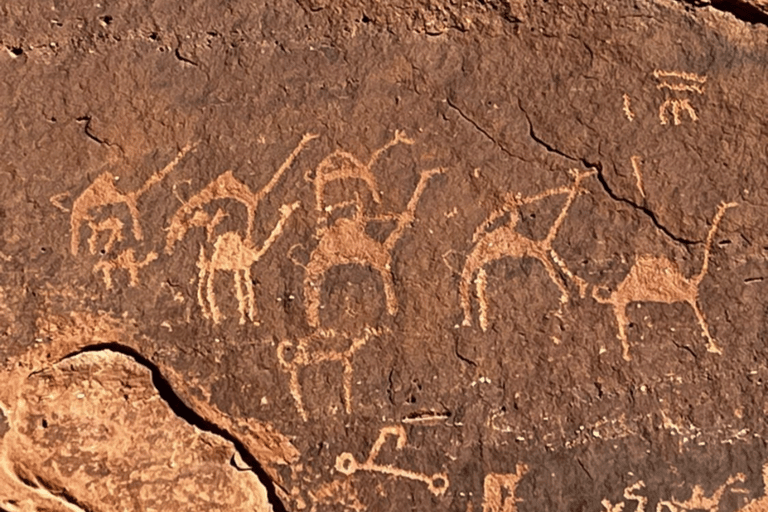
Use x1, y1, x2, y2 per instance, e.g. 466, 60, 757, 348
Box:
680, 0, 768, 26
516, 99, 700, 246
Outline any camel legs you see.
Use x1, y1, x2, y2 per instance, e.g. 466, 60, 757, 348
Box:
537, 254, 569, 307
460, 258, 478, 327
613, 302, 632, 361
234, 271, 247, 325
244, 267, 256, 323
304, 260, 324, 328
206, 266, 222, 324
476, 267, 490, 332
376, 264, 398, 316
690, 298, 721, 354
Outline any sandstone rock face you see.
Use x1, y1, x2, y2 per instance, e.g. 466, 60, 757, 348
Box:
1, 0, 768, 510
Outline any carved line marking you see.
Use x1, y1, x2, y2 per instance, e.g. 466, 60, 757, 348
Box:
277, 327, 381, 421
652, 69, 707, 84
631, 156, 646, 198
461, 169, 595, 331
657, 473, 746, 511
303, 164, 444, 328
335, 425, 449, 496
623, 94, 635, 122
659, 99, 699, 126
602, 481, 647, 512
593, 201, 738, 360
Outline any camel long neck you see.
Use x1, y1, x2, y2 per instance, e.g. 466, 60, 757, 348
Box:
696, 205, 727, 284
385, 171, 438, 249
544, 187, 578, 245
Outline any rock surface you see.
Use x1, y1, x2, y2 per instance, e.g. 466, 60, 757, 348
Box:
1, 0, 768, 510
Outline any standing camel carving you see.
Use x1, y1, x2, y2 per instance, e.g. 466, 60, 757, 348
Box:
197, 202, 300, 324
165, 133, 317, 253
461, 169, 594, 331
70, 144, 195, 255
593, 201, 737, 360
302, 168, 443, 328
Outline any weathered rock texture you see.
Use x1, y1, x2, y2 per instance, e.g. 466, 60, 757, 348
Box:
1, 0, 768, 510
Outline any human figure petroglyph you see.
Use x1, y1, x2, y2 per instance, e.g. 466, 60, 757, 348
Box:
93, 249, 158, 289
592, 201, 737, 360
653, 70, 706, 126
196, 202, 300, 324
460, 169, 594, 331
306, 130, 414, 215
335, 425, 449, 497
70, 144, 195, 256
483, 465, 528, 512
302, 167, 444, 328
656, 473, 747, 512
276, 327, 381, 421
165, 133, 317, 253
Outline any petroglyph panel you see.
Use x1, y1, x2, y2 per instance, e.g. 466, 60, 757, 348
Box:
2, 0, 768, 510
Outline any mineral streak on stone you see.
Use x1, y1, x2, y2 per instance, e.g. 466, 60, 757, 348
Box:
2, 0, 768, 511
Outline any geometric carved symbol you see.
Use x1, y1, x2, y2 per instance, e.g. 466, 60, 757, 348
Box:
593, 201, 738, 360
656, 473, 747, 512
601, 481, 647, 512
483, 464, 528, 512
196, 202, 300, 324
302, 166, 444, 328
277, 327, 382, 421
653, 70, 706, 126
461, 169, 594, 331
335, 425, 449, 496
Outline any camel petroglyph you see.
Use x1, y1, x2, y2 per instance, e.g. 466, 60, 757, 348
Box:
70, 144, 195, 256
302, 167, 443, 328
276, 327, 381, 420
93, 249, 158, 289
460, 169, 594, 331
593, 201, 737, 360
197, 202, 300, 324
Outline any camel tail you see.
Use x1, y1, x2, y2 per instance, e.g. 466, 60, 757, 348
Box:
697, 201, 738, 284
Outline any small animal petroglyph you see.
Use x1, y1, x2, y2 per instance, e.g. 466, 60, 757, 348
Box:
653, 70, 706, 126
335, 425, 449, 497
70, 144, 195, 256
93, 249, 158, 289
165, 133, 317, 253
277, 327, 382, 421
197, 202, 300, 324
483, 465, 528, 512
306, 130, 413, 214
593, 201, 737, 360
656, 473, 747, 512
602, 481, 648, 512
461, 169, 594, 331
302, 165, 443, 328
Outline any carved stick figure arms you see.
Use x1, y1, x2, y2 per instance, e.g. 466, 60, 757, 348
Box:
302, 166, 444, 328
593, 201, 738, 360
461, 169, 594, 331
335, 425, 449, 497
